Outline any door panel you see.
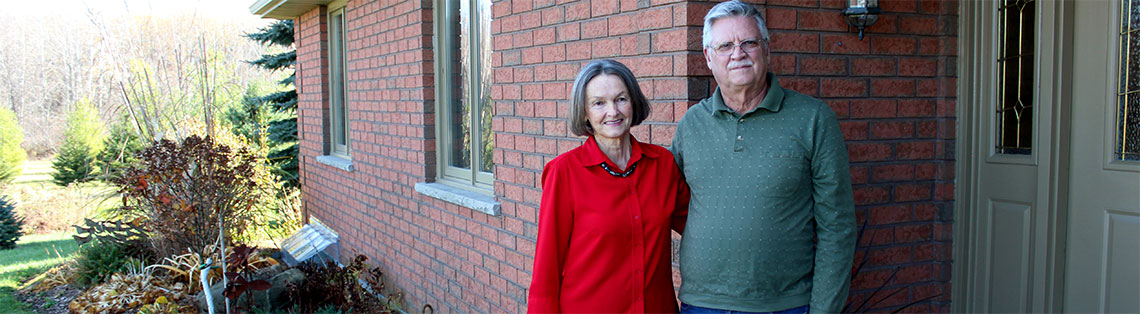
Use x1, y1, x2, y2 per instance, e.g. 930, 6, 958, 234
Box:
1064, 1, 1140, 312
987, 200, 1032, 313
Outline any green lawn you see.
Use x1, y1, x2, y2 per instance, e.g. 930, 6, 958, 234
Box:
0, 232, 78, 314
10, 160, 52, 185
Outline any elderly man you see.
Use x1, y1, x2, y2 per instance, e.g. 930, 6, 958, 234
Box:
670, 1, 856, 313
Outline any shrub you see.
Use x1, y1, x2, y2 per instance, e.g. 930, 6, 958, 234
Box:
0, 106, 26, 184
0, 195, 25, 249
53, 99, 107, 185
74, 239, 131, 286
289, 254, 389, 313
113, 135, 263, 258
97, 119, 146, 181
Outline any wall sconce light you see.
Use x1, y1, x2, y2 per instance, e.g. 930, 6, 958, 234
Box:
842, 0, 881, 40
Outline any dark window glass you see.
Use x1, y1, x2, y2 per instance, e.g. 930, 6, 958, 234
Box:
996, 0, 1035, 155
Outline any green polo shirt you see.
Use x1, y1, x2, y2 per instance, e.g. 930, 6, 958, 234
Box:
671, 74, 855, 314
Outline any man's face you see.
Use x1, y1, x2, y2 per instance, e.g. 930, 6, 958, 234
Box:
705, 15, 769, 91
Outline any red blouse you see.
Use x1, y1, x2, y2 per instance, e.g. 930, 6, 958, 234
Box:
528, 135, 690, 313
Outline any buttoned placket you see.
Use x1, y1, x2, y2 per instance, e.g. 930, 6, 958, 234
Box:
733, 113, 746, 152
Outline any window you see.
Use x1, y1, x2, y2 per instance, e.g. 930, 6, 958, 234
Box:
1117, 0, 1140, 161
995, 0, 1035, 155
328, 6, 350, 158
433, 0, 494, 190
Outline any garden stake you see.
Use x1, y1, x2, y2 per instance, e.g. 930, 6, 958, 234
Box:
199, 257, 220, 314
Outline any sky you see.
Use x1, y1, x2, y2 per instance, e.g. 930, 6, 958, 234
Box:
5, 0, 268, 20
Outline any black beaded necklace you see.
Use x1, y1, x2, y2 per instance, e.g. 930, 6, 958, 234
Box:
599, 161, 637, 177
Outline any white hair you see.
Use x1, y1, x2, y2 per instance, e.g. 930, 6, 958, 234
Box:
702, 0, 771, 48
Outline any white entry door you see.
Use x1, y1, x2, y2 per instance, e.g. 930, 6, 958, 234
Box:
1063, 1, 1140, 312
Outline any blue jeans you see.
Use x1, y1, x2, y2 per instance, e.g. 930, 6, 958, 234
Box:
679, 303, 809, 314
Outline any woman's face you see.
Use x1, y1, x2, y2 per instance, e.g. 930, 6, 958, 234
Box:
584, 74, 633, 142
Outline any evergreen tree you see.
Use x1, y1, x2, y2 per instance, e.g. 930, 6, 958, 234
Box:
96, 118, 146, 181
0, 196, 24, 249
245, 20, 298, 188
0, 107, 26, 184
52, 99, 107, 185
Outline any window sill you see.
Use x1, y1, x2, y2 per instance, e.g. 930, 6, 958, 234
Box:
316, 155, 354, 172
414, 182, 500, 216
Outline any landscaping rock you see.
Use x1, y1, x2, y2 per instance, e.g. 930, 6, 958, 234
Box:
195, 266, 305, 312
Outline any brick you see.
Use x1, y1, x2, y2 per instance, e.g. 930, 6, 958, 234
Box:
864, 14, 898, 34
872, 36, 917, 55
841, 121, 868, 140
895, 183, 933, 202
822, 34, 870, 54
542, 44, 566, 62
635, 55, 674, 77
869, 204, 911, 224
872, 164, 915, 182
899, 57, 937, 76
848, 142, 893, 162
898, 141, 935, 159
566, 2, 591, 21
608, 14, 636, 35
541, 7, 565, 26
799, 56, 848, 75
896, 224, 934, 244
781, 77, 819, 96
771, 32, 820, 53
566, 41, 592, 60
935, 182, 954, 201
591, 0, 621, 17
898, 15, 938, 35
916, 78, 938, 97
853, 185, 890, 205
769, 0, 819, 8
881, 0, 919, 13
581, 19, 609, 39
520, 11, 542, 30
870, 121, 915, 139
521, 47, 543, 64
651, 28, 701, 52
918, 37, 940, 55
898, 99, 935, 117
766, 7, 797, 30
769, 54, 796, 75
871, 78, 915, 97
513, 31, 534, 48
826, 99, 850, 118
916, 120, 937, 138
820, 78, 867, 97
591, 37, 621, 58
557, 22, 581, 42
851, 57, 897, 76
868, 246, 912, 265
638, 5, 673, 31
533, 27, 557, 45
675, 52, 712, 76
798, 10, 849, 31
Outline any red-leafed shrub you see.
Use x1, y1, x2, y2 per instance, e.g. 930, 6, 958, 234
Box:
113, 135, 262, 258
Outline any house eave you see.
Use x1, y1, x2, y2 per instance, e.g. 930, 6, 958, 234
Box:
249, 0, 332, 19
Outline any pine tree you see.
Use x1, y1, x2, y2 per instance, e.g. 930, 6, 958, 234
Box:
52, 99, 107, 185
0, 107, 26, 184
246, 20, 299, 188
0, 195, 23, 250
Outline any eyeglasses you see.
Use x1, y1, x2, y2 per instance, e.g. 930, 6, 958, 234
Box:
710, 39, 763, 56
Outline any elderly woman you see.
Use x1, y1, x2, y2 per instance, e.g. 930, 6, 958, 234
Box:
527, 59, 690, 313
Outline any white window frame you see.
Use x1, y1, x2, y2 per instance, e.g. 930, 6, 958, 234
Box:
432, 0, 494, 192
327, 3, 350, 159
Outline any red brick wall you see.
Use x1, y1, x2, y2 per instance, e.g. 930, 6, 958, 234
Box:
291, 0, 957, 312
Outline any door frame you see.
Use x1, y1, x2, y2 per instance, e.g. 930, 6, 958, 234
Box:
953, 0, 1074, 312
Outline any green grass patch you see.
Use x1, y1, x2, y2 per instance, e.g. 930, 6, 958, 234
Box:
0, 232, 78, 314
10, 160, 52, 185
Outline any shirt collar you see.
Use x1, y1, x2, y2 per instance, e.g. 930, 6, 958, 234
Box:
579, 134, 656, 168
709, 73, 785, 117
